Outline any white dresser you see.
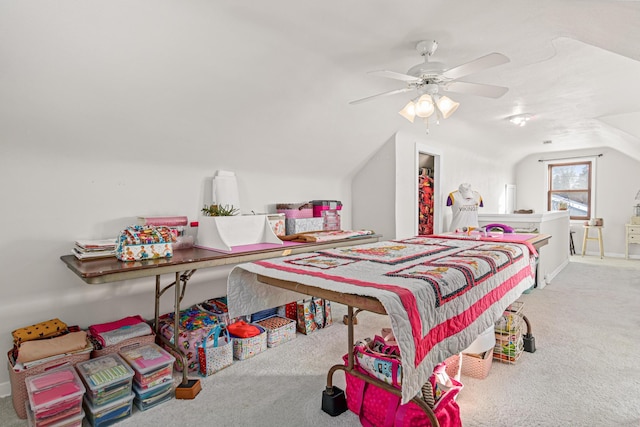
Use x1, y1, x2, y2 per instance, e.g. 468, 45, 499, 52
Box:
625, 224, 640, 259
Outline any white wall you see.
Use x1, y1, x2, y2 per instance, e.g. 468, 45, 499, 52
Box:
352, 130, 516, 239
0, 148, 352, 393
515, 147, 640, 257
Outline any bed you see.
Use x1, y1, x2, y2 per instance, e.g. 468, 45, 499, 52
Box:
227, 233, 546, 420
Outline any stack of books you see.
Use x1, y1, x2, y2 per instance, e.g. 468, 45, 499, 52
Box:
72, 239, 117, 260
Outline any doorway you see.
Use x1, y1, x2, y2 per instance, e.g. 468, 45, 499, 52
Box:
416, 144, 442, 235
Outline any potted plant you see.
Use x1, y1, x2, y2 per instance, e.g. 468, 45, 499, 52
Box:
201, 204, 239, 217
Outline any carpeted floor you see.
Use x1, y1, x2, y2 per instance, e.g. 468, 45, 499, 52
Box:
2, 257, 639, 426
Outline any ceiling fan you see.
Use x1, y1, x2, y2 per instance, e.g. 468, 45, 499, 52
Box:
350, 40, 510, 123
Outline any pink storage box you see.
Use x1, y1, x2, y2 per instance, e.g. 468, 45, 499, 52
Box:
276, 203, 313, 219
25, 365, 86, 422
311, 200, 342, 217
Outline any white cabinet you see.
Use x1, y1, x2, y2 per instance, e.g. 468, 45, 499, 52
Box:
478, 211, 570, 289
625, 224, 640, 259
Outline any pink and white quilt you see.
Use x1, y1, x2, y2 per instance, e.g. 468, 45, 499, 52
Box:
227, 235, 536, 404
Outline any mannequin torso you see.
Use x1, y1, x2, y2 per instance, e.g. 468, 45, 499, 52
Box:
447, 184, 483, 231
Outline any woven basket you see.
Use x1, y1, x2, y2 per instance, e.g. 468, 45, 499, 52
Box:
8, 345, 92, 419
461, 348, 494, 379
231, 324, 267, 360
443, 353, 461, 380
256, 316, 296, 348
90, 333, 156, 359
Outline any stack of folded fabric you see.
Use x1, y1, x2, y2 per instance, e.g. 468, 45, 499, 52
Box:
10, 319, 90, 371
88, 315, 155, 358
8, 319, 93, 419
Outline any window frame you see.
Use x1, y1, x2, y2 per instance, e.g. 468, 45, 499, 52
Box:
547, 160, 592, 220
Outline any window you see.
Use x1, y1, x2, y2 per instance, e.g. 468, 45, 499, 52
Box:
548, 161, 591, 220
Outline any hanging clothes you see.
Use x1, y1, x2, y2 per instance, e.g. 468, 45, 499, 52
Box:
418, 172, 434, 235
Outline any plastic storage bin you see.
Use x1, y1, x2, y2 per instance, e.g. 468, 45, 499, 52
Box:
310, 200, 342, 217
83, 392, 134, 427
25, 365, 85, 426
26, 405, 84, 427
276, 203, 313, 219
76, 354, 134, 407
9, 344, 92, 419
132, 380, 174, 411
118, 343, 175, 389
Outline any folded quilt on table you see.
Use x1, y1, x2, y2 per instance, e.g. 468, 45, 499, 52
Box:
228, 236, 536, 404
281, 230, 374, 243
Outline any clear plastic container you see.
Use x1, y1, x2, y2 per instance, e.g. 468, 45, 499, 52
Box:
118, 344, 174, 375
76, 354, 134, 407
83, 393, 133, 427
172, 234, 194, 250
26, 365, 85, 422
26, 404, 84, 427
322, 210, 341, 231
118, 343, 174, 388
132, 380, 174, 411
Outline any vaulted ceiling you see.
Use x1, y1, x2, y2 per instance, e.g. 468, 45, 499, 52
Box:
3, 1, 640, 176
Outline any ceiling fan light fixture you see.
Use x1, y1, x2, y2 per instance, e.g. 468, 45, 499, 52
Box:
398, 101, 416, 123
415, 94, 435, 118
435, 95, 460, 119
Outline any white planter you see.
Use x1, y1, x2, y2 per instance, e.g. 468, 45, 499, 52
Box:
195, 215, 282, 252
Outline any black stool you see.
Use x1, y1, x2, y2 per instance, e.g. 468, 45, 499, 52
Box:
569, 230, 576, 255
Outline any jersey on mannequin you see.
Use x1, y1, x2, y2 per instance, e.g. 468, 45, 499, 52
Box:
447, 183, 484, 231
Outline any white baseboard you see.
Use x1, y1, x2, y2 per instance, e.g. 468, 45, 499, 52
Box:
0, 381, 11, 398
538, 258, 570, 289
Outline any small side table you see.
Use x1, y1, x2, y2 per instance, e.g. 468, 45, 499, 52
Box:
582, 225, 604, 258
625, 224, 640, 259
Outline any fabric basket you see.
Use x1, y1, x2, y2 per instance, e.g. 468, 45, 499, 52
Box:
461, 349, 493, 379
443, 353, 462, 381
197, 297, 251, 326
250, 307, 279, 323
230, 324, 267, 360
90, 333, 156, 359
277, 302, 298, 321
197, 325, 233, 376
255, 316, 296, 348
296, 297, 332, 334
7, 346, 92, 419
158, 306, 221, 372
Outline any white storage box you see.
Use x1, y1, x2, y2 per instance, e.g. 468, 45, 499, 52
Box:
285, 217, 323, 235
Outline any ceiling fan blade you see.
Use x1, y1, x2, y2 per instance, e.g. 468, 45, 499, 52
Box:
349, 87, 414, 105
441, 53, 510, 80
442, 81, 509, 98
367, 70, 421, 83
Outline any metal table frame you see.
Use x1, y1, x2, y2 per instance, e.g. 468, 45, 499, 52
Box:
60, 235, 381, 391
